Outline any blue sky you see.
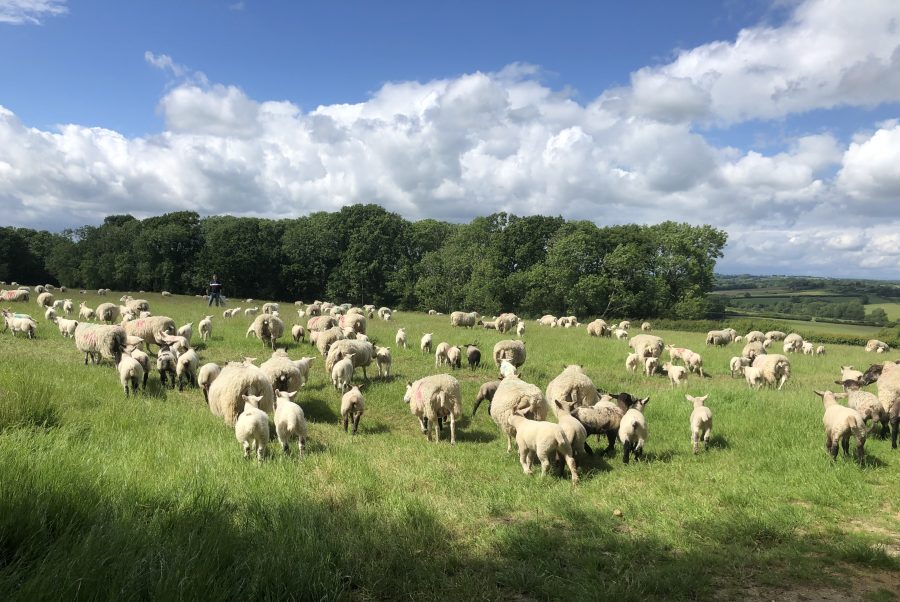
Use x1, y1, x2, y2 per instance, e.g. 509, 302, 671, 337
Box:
2, 0, 900, 278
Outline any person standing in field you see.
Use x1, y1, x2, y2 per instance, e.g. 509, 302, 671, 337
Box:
207, 274, 224, 307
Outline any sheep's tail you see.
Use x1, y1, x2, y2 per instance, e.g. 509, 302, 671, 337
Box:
848, 415, 867, 440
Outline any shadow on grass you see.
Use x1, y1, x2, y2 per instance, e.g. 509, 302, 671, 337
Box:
709, 434, 730, 449
301, 397, 339, 423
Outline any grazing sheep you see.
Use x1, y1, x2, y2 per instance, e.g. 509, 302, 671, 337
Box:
745, 331, 765, 343
625, 353, 640, 373
735, 336, 743, 344
331, 354, 356, 392
705, 329, 734, 346
743, 366, 763, 389
765, 331, 787, 341
629, 334, 664, 359
783, 333, 804, 353
516, 321, 525, 337
326, 339, 375, 380
686, 394, 712, 454
661, 362, 687, 387
614, 328, 628, 340
340, 386, 365, 435
338, 313, 367, 335
586, 319, 610, 337
815, 390, 867, 463
123, 316, 176, 351
866, 339, 891, 353
495, 313, 519, 334
2, 311, 37, 339
95, 302, 120, 324
832, 386, 888, 435
198, 362, 221, 404
404, 374, 463, 444
683, 351, 705, 377
56, 317, 79, 338
36, 291, 54, 309
177, 322, 193, 342
262, 302, 279, 315
199, 315, 213, 341
508, 414, 578, 483
378, 307, 392, 321
741, 341, 766, 362
314, 326, 346, 356
570, 393, 643, 456
44, 307, 56, 322
207, 361, 275, 426
729, 356, 750, 378
546, 365, 600, 416
273, 389, 307, 455
375, 346, 392, 379
235, 395, 269, 461
62, 299, 73, 315
395, 328, 408, 349
644, 356, 659, 377
752, 354, 791, 390
245, 314, 285, 349
538, 315, 558, 327
73, 322, 125, 365
156, 346, 177, 388
815, 345, 825, 355
489, 376, 550, 453
260, 349, 304, 393
79, 302, 95, 321
117, 352, 144, 396
420, 332, 433, 354
618, 397, 649, 464
472, 380, 501, 416
244, 307, 259, 316
665, 345, 691, 364
467, 345, 481, 370
493, 339, 527, 369
434, 341, 451, 367
450, 311, 479, 328
801, 341, 815, 355
291, 324, 305, 343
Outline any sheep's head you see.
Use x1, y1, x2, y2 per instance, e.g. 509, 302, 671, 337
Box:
403, 381, 413, 404
813, 390, 837, 407
686, 394, 708, 407
242, 394, 264, 409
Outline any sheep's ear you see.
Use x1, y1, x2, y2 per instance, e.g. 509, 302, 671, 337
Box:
685, 395, 694, 402
640, 397, 650, 405
813, 390, 825, 398
406, 381, 413, 387
833, 380, 844, 386
287, 391, 297, 399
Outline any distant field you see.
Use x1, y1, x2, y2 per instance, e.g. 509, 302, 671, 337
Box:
758, 318, 883, 337
866, 302, 900, 321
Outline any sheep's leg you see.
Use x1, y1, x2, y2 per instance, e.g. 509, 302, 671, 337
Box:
352, 412, 361, 435
564, 455, 579, 485
418, 417, 428, 435
142, 371, 148, 389
634, 442, 644, 461
583, 440, 593, 455
449, 413, 456, 445
203, 388, 209, 405
691, 430, 699, 454
242, 441, 251, 459
342, 413, 349, 433
257, 442, 266, 462
84, 352, 89, 365
841, 434, 850, 457
891, 418, 899, 449
518, 447, 532, 474
604, 432, 617, 456
855, 438, 865, 464
539, 455, 551, 477
124, 385, 129, 397
433, 418, 440, 443
703, 428, 711, 450
622, 440, 632, 464
298, 436, 305, 457
506, 434, 513, 454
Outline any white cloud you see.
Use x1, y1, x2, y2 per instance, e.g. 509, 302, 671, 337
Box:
837, 123, 900, 203
0, 0, 66, 24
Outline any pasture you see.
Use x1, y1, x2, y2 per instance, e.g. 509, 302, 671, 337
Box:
1, 291, 898, 601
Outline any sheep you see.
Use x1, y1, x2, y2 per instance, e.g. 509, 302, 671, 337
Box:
117, 352, 144, 397
741, 341, 766, 362
158, 333, 190, 357
244, 306, 259, 316
305, 303, 322, 317
341, 386, 365, 435
338, 313, 367, 335
783, 333, 804, 353
875, 362, 900, 448
176, 348, 200, 390
682, 351, 705, 377
207, 360, 274, 426
235, 395, 269, 461
125, 346, 150, 389
516, 321, 525, 337
765, 331, 787, 341
641, 322, 651, 332
705, 329, 734, 346
73, 322, 125, 365
618, 397, 649, 464
287, 324, 303, 343
272, 389, 307, 455
618, 320, 631, 330
293, 356, 316, 387
551, 400, 590, 458
762, 338, 772, 348
493, 339, 527, 369
94, 302, 120, 324
751, 354, 791, 390
546, 365, 600, 416
729, 356, 750, 378
814, 390, 867, 463
123, 316, 176, 351
614, 328, 628, 340
434, 341, 451, 367
745, 331, 765, 343
735, 335, 743, 344
326, 339, 374, 380
378, 307, 392, 321
156, 346, 177, 388
413, 333, 431, 356
538, 315, 558, 327
331, 354, 356, 392
686, 394, 712, 454
375, 346, 392, 379
586, 319, 610, 337
472, 380, 501, 416
661, 362, 687, 387
0, 289, 29, 302
568, 393, 643, 456
44, 307, 56, 322
446, 345, 462, 369
629, 334, 664, 359
1, 311, 37, 339
403, 374, 463, 444
260, 349, 304, 393
840, 365, 864, 383
508, 414, 578, 483
665, 345, 690, 364
743, 366, 763, 389
495, 313, 519, 333
199, 315, 213, 341
865, 339, 891, 353
314, 326, 346, 356
262, 302, 279, 314
198, 362, 221, 404
307, 315, 337, 332
395, 328, 408, 349
34, 285, 46, 294
499, 359, 518, 380
644, 356, 659, 377
79, 302, 95, 321
798, 341, 815, 355
489, 376, 550, 452
161, 291, 171, 297
63, 299, 73, 315
815, 345, 826, 356
832, 387, 888, 435
463, 344, 481, 370
177, 322, 193, 342
482, 318, 499, 330
36, 291, 54, 308
450, 311, 479, 328
625, 353, 640, 373
56, 317, 79, 338
245, 314, 285, 349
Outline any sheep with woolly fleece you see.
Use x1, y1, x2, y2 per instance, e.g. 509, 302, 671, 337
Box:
617, 320, 631, 330
516, 321, 525, 337
446, 345, 462, 369
450, 311, 479, 328
260, 349, 304, 393
865, 339, 890, 353
155, 346, 177, 388
34, 285, 46, 294
434, 342, 451, 367
403, 374, 463, 444
586, 319, 610, 337
94, 302, 119, 324
816, 345, 826, 355
482, 318, 499, 330
314, 326, 345, 356
686, 394, 712, 454
158, 333, 190, 357
56, 317, 79, 338
245, 314, 285, 349
875, 362, 900, 448
509, 414, 579, 483
420, 332, 433, 354
551, 399, 590, 458
832, 387, 888, 435
765, 331, 786, 341
338, 313, 367, 335
176, 348, 199, 390
44, 307, 56, 322
495, 313, 519, 333
493, 339, 526, 369
815, 390, 867, 463
705, 329, 733, 346
198, 315, 213, 342
625, 353, 640, 373
783, 333, 804, 353
741, 341, 766, 362
197, 362, 220, 404
751, 354, 791, 390
568, 393, 643, 456
124, 346, 149, 387
546, 365, 600, 416
614, 328, 628, 340
79, 302, 95, 321
629, 334, 664, 359
305, 303, 321, 317
74, 322, 125, 365
378, 307, 392, 321
395, 328, 407, 349
36, 291, 54, 308
618, 397, 649, 464
117, 353, 144, 397
840, 365, 864, 384
293, 356, 315, 386
499, 359, 518, 379
177, 322, 193, 342
644, 356, 659, 377
801, 341, 815, 355
1, 310, 36, 339
489, 376, 550, 453
290, 324, 305, 343
331, 354, 356, 392
743, 366, 763, 389
472, 380, 501, 416
51, 299, 63, 311
375, 346, 392, 379
683, 349, 706, 377
745, 331, 765, 343
661, 362, 687, 387
307, 315, 337, 332
557, 316, 578, 328
325, 339, 374, 380
235, 395, 269, 461
207, 361, 275, 426
539, 314, 558, 327
125, 298, 149, 314
273, 389, 307, 455
262, 302, 279, 314
0, 289, 29, 302
641, 322, 651, 332
762, 338, 772, 348
466, 345, 481, 370
730, 356, 750, 378
341, 386, 365, 435
123, 316, 176, 351
63, 299, 73, 315
244, 307, 259, 316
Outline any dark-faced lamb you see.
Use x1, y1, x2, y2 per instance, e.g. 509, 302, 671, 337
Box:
618, 397, 650, 464
815, 390, 867, 463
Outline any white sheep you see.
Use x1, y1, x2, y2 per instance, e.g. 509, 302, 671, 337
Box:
44, 307, 56, 322
176, 348, 200, 390
177, 322, 193, 342
743, 366, 763, 389
291, 324, 305, 343
434, 341, 451, 367
629, 334, 664, 358
586, 319, 609, 337
683, 350, 705, 377
403, 374, 462, 444
331, 354, 356, 392
641, 322, 651, 331
395, 328, 408, 349
508, 414, 579, 484
244, 307, 259, 316
493, 339, 526, 369
156, 346, 177, 388
126, 346, 150, 389
865, 339, 890, 353
614, 328, 628, 340
815, 390, 867, 463
686, 394, 712, 454
293, 356, 315, 387
783, 333, 804, 353
235, 395, 269, 461
207, 361, 275, 426
546, 365, 599, 415
661, 362, 687, 387
198, 316, 213, 341
117, 353, 144, 397
625, 353, 640, 373
644, 356, 658, 377
450, 311, 478, 328
273, 389, 307, 456
420, 332, 433, 354
375, 346, 392, 379
198, 362, 221, 405
840, 365, 864, 384
63, 299, 73, 315
745, 331, 765, 343
341, 385, 365, 435
729, 356, 750, 378
751, 354, 791, 390
489, 376, 549, 453
56, 317, 79, 338
499, 360, 518, 380
815, 345, 825, 355
446, 345, 462, 369
516, 321, 525, 337
79, 302, 95, 321
617, 397, 649, 464
539, 315, 558, 327
801, 341, 815, 355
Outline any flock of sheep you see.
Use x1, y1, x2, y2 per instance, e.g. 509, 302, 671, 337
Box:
2, 282, 899, 479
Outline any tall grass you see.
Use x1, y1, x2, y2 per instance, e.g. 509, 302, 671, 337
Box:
0, 292, 898, 600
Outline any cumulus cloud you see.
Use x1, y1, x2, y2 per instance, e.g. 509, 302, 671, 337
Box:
0, 0, 66, 24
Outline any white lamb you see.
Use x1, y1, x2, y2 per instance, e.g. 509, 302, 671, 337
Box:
686, 394, 712, 454
625, 353, 640, 373
420, 332, 433, 354
56, 317, 79, 338
508, 414, 578, 484
661, 362, 687, 387
198, 316, 213, 341
340, 386, 365, 435
614, 328, 628, 340
235, 395, 269, 461
331, 354, 356, 392
617, 397, 649, 464
198, 362, 221, 404
176, 348, 200, 390
63, 299, 73, 315
644, 356, 658, 377
375, 346, 392, 379
434, 341, 451, 367
729, 356, 750, 378
395, 328, 407, 349
117, 352, 144, 397
801, 341, 814, 355
815, 390, 867, 463
743, 366, 764, 389
273, 389, 307, 456
177, 322, 193, 342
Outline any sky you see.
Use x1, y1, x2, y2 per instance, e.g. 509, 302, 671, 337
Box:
1, 0, 899, 279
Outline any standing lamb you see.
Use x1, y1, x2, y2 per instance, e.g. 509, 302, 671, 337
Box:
434, 341, 451, 367
403, 374, 463, 444
156, 346, 177, 388
467, 345, 481, 370
420, 332, 433, 355
618, 397, 650, 464
375, 346, 392, 379
291, 324, 305, 343
661, 362, 688, 387
199, 315, 213, 342
331, 354, 356, 392
198, 362, 221, 404
641, 322, 652, 332
176, 348, 200, 391
472, 380, 501, 416
686, 394, 712, 454
340, 386, 365, 435
625, 353, 641, 373
729, 356, 750, 378
325, 339, 375, 380
117, 352, 144, 397
815, 390, 867, 463
177, 322, 193, 342
2, 311, 37, 339
79, 302, 95, 321
395, 328, 408, 349
446, 345, 462, 369
508, 414, 579, 484
273, 389, 307, 455
235, 395, 270, 461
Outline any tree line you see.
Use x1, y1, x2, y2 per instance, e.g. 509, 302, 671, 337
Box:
0, 205, 727, 319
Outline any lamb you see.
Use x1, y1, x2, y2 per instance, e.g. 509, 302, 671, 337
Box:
395, 328, 407, 349
705, 329, 734, 346
765, 331, 787, 341
314, 326, 346, 356
73, 322, 125, 365
489, 376, 550, 452
63, 299, 73, 315
117, 352, 144, 396
434, 341, 451, 367
176, 348, 199, 390
735, 336, 743, 344
158, 333, 190, 357
783, 333, 804, 353
235, 395, 269, 461
546, 365, 600, 415
403, 374, 463, 444
340, 386, 365, 435
625, 353, 640, 373
683, 351, 705, 377
56, 317, 79, 338
508, 414, 578, 483
273, 389, 307, 455
198, 362, 221, 404
420, 332, 433, 354
1, 310, 35, 339
260, 349, 304, 393
446, 345, 462, 369
325, 339, 374, 379
156, 346, 177, 388
378, 307, 392, 321
125, 346, 150, 389
262, 302, 279, 314
44, 307, 56, 322
161, 291, 171, 297
875, 362, 900, 448
840, 365, 864, 384
472, 380, 501, 415
243, 306, 259, 317
516, 321, 525, 337
293, 356, 316, 387
741, 341, 766, 362
586, 319, 610, 337
751, 354, 791, 390
552, 400, 590, 458
499, 360, 519, 380
665, 345, 690, 364
832, 388, 888, 435
569, 393, 643, 456
331, 354, 356, 392
629, 334, 664, 359
79, 302, 95, 321
865, 339, 890, 353
618, 397, 649, 464
493, 339, 527, 369
207, 360, 274, 426
644, 356, 659, 377
686, 394, 712, 454
123, 316, 176, 351
245, 314, 285, 349
614, 328, 628, 340
177, 322, 193, 342
729, 356, 750, 378
815, 345, 826, 356
814, 390, 867, 463
375, 346, 392, 379
289, 324, 305, 343
661, 362, 687, 387
745, 331, 765, 343
450, 311, 479, 328
799, 341, 815, 355
743, 366, 763, 389
198, 316, 213, 341
36, 291, 54, 308
125, 298, 150, 314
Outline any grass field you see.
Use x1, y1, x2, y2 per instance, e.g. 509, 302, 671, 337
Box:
867, 303, 900, 322
761, 318, 885, 337
1, 292, 899, 601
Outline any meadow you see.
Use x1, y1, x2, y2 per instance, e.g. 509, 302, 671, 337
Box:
1, 291, 898, 601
